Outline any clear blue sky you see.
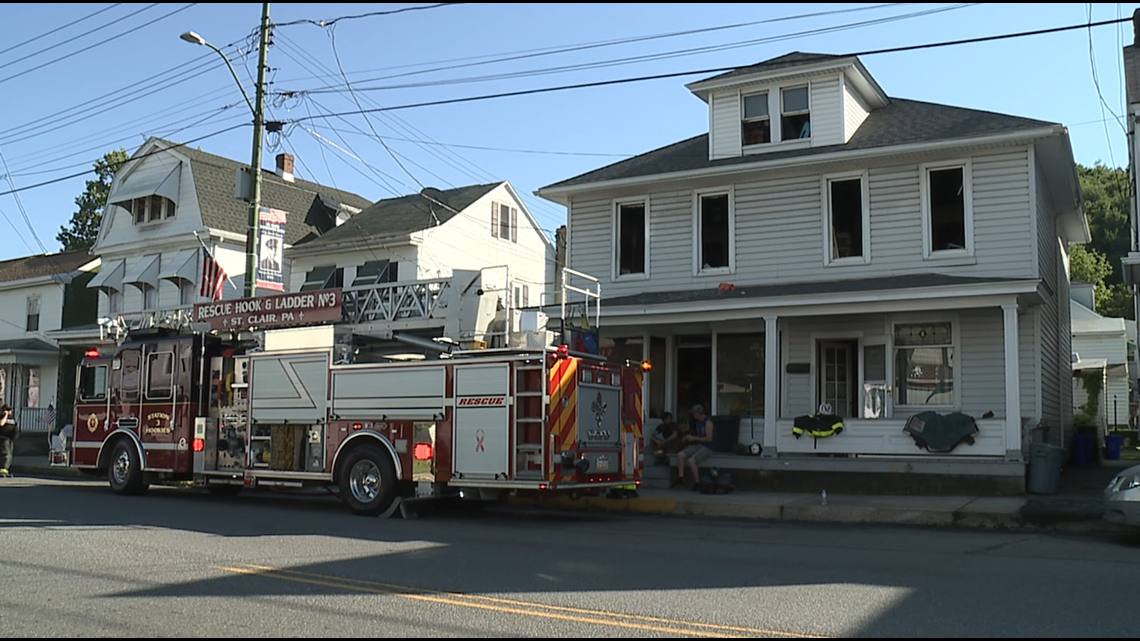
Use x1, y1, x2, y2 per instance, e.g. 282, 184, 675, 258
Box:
0, 3, 1136, 263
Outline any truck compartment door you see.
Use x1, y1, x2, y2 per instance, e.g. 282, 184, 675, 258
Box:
248, 352, 330, 424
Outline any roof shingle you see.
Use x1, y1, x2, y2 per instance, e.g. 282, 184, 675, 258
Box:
543, 98, 1058, 190
154, 139, 372, 245
301, 182, 502, 248
0, 250, 94, 284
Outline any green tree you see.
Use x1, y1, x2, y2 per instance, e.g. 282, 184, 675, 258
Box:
57, 149, 129, 251
1077, 163, 1131, 284
1074, 163, 1134, 319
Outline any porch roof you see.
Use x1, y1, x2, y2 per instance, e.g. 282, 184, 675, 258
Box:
598, 274, 1032, 310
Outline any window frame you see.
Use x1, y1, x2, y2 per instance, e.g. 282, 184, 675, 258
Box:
300, 265, 343, 292
741, 91, 772, 147
891, 318, 960, 411
821, 170, 871, 267
692, 187, 735, 276
780, 85, 812, 142
129, 196, 176, 225
25, 294, 40, 332
612, 197, 650, 281
78, 364, 108, 402
145, 350, 175, 401
491, 202, 519, 243
920, 160, 974, 260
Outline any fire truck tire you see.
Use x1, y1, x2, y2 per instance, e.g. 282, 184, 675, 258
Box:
108, 441, 147, 496
338, 445, 397, 516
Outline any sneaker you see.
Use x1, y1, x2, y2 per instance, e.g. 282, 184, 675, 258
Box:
691, 483, 700, 492
0, 469, 9, 477
670, 478, 684, 488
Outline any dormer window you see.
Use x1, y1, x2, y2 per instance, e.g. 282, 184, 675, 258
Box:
781, 86, 811, 141
741, 93, 771, 146
128, 195, 175, 224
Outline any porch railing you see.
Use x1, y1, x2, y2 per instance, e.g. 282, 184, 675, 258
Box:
15, 406, 55, 434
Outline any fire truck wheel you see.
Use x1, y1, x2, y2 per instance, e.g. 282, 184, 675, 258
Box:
338, 445, 397, 516
108, 441, 147, 496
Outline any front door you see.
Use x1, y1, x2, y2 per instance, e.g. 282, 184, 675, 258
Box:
818, 340, 857, 417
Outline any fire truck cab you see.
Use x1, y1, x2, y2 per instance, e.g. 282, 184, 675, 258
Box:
70, 273, 644, 517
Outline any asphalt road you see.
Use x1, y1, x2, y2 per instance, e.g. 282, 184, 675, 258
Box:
2, 476, 1138, 638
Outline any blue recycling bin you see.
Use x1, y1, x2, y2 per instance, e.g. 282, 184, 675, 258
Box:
1105, 435, 1123, 461
1073, 433, 1095, 466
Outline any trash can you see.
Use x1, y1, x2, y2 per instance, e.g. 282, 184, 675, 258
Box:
1072, 433, 1096, 467
1026, 443, 1064, 495
1105, 435, 1123, 461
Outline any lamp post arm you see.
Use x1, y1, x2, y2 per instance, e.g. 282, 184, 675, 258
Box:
204, 41, 257, 117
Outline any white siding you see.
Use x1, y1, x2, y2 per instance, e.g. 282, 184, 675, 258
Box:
416, 183, 552, 304
567, 148, 1036, 301
710, 91, 742, 160
808, 76, 843, 146
780, 309, 1015, 420
567, 197, 611, 287
97, 149, 206, 253
842, 77, 871, 141
0, 279, 71, 411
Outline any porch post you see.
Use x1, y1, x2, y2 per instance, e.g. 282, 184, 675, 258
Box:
763, 315, 779, 456
1002, 302, 1023, 461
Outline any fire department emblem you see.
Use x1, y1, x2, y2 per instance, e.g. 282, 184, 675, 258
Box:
87, 413, 99, 433
591, 391, 607, 427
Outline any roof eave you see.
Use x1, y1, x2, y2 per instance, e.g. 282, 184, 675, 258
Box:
686, 56, 861, 100
539, 125, 1066, 201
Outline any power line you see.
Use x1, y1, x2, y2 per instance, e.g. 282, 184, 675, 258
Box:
0, 123, 248, 198
284, 4, 976, 95
0, 45, 237, 145
0, 3, 155, 72
272, 33, 569, 231
274, 3, 910, 88
0, 3, 123, 57
327, 25, 424, 191
0, 3, 198, 86
284, 16, 1135, 124
274, 3, 466, 28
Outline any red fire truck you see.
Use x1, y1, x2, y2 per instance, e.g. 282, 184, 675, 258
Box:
69, 321, 645, 517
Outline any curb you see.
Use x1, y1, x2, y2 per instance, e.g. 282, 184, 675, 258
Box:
11, 464, 89, 480
509, 494, 1128, 533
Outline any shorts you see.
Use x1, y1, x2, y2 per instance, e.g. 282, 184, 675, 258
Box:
680, 444, 713, 464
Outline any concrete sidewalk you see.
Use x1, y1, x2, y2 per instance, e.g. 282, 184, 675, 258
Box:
10, 454, 1136, 533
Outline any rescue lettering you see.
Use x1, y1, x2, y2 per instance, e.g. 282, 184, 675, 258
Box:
458, 397, 505, 406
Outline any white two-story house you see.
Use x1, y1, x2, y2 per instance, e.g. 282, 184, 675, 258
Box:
87, 138, 371, 331
0, 250, 100, 434
538, 52, 1087, 482
288, 181, 555, 358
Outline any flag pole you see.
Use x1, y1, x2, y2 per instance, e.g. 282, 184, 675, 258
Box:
192, 231, 238, 293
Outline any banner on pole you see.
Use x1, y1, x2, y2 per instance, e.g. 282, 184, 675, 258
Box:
257, 206, 286, 292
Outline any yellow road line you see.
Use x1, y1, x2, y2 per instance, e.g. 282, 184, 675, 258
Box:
222, 563, 827, 639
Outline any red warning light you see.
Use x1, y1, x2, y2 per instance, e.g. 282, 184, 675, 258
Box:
556, 344, 569, 359
85, 348, 100, 358
413, 443, 434, 461
352, 423, 363, 431
192, 438, 205, 453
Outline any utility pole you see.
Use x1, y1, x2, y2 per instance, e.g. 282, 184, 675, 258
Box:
244, 2, 271, 298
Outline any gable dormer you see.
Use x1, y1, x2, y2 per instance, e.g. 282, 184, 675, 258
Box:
686, 52, 890, 160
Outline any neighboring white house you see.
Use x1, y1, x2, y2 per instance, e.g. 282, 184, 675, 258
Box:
84, 138, 371, 336
539, 51, 1087, 481
0, 250, 100, 434
1070, 282, 1131, 428
287, 181, 555, 357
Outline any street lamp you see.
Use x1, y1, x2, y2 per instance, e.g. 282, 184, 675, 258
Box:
179, 2, 270, 299
178, 31, 255, 116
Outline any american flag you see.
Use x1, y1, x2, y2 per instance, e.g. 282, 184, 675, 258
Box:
44, 402, 55, 426
200, 246, 227, 301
